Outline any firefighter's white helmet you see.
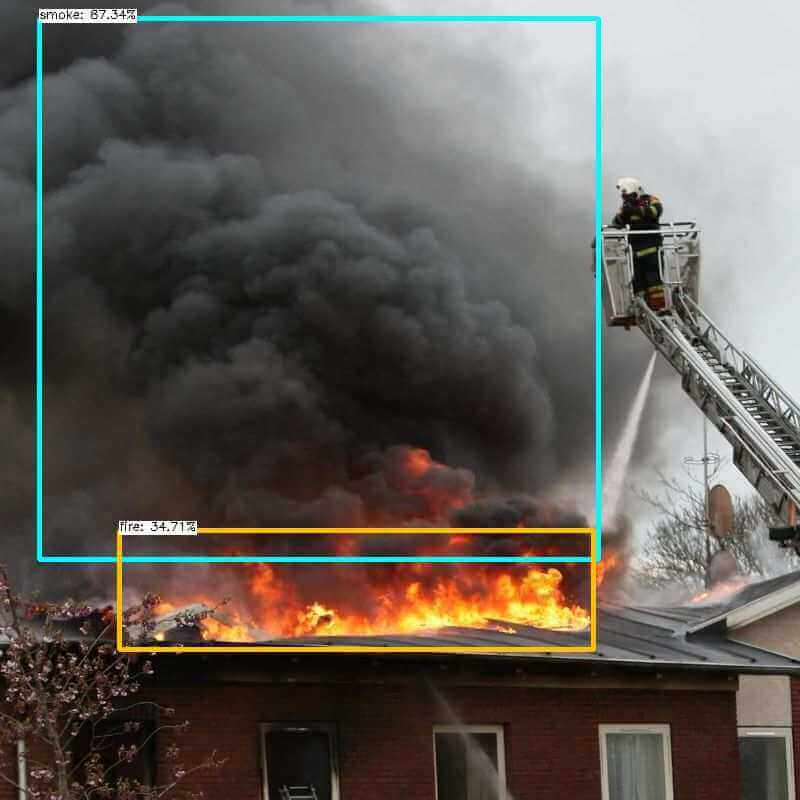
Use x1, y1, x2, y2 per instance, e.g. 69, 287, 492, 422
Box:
616, 177, 642, 196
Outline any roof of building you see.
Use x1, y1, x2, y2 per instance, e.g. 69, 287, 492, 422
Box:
10, 572, 800, 674
221, 598, 799, 673
627, 570, 800, 634
165, 574, 800, 672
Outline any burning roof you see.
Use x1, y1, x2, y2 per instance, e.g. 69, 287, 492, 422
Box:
147, 562, 592, 644
141, 599, 800, 674
631, 570, 800, 635
118, 447, 617, 646
7, 572, 800, 675
135, 571, 800, 674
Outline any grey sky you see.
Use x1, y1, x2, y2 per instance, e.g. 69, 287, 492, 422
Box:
596, 0, 800, 517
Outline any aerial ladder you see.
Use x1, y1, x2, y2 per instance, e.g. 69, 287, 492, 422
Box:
599, 223, 800, 551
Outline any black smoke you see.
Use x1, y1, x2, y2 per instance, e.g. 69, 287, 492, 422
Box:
1, 1, 616, 595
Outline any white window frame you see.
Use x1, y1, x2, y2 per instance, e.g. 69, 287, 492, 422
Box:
599, 723, 674, 800
432, 723, 507, 800
259, 722, 340, 800
738, 726, 796, 800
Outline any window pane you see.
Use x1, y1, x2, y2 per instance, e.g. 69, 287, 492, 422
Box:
739, 737, 789, 800
265, 729, 333, 800
606, 733, 666, 800
435, 731, 501, 800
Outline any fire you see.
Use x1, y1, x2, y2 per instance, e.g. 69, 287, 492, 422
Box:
200, 615, 254, 642
597, 553, 618, 586
152, 599, 254, 642
149, 567, 590, 643
403, 447, 435, 479
141, 448, 597, 643
691, 578, 748, 604
376, 446, 471, 521
191, 565, 590, 641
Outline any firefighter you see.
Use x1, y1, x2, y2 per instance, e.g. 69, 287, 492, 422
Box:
613, 177, 665, 311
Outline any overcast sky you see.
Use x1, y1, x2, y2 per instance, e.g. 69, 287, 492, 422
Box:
594, 0, 800, 521
2, 0, 798, 591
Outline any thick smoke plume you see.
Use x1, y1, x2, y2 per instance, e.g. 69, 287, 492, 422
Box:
121, 447, 606, 635
1, 1, 612, 595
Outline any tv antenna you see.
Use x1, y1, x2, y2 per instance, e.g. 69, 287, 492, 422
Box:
683, 418, 723, 586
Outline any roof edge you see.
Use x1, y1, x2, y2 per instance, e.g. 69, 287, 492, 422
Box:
688, 578, 800, 634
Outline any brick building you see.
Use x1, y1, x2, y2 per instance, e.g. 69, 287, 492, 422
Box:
6, 573, 800, 799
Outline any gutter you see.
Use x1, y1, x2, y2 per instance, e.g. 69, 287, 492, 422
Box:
510, 652, 800, 674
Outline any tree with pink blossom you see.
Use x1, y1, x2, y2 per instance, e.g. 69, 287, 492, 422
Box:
0, 566, 223, 799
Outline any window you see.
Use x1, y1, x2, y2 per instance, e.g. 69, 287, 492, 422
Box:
433, 724, 507, 800
739, 727, 795, 800
95, 718, 157, 789
260, 723, 340, 800
599, 724, 674, 800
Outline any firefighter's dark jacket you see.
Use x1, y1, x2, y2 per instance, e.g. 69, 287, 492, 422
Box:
613, 194, 663, 253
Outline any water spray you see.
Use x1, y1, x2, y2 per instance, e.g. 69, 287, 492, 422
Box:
604, 352, 657, 524
428, 682, 515, 800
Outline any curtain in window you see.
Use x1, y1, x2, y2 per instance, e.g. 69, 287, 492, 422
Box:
739, 736, 789, 800
606, 733, 666, 800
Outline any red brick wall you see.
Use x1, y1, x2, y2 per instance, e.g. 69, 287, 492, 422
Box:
129, 682, 738, 800
0, 682, 740, 800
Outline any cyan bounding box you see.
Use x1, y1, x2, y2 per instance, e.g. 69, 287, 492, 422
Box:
34, 14, 603, 563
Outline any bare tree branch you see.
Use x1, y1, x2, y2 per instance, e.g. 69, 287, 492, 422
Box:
631, 469, 798, 590
0, 566, 224, 799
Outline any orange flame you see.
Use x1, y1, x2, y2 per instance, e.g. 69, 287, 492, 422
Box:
691, 578, 748, 604
404, 447, 435, 479
596, 553, 618, 587
200, 615, 254, 642
146, 447, 596, 643
186, 565, 590, 642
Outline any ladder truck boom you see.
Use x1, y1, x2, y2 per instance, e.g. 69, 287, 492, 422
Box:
600, 222, 800, 546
